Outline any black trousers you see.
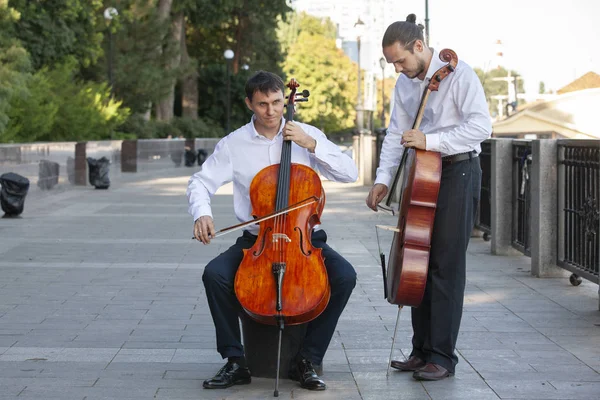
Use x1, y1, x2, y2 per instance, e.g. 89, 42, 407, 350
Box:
409, 156, 481, 373
202, 229, 356, 366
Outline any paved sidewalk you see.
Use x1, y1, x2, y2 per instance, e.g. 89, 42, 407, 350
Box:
0, 168, 598, 400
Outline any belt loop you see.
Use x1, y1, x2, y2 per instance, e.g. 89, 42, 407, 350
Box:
468, 151, 473, 161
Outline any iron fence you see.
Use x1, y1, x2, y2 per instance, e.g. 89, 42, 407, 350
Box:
558, 141, 599, 285
512, 140, 532, 256
476, 140, 492, 240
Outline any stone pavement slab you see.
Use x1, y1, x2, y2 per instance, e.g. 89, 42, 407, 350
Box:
0, 168, 598, 399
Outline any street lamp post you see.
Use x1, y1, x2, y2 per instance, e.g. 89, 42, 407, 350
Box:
224, 49, 234, 133
104, 7, 118, 96
425, 0, 430, 46
354, 17, 365, 131
379, 57, 386, 128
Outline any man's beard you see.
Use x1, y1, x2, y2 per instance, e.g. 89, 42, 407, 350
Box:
405, 59, 426, 79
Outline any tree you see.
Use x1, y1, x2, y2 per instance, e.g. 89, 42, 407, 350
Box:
539, 81, 546, 94
474, 66, 525, 116
280, 13, 358, 133
0, 1, 31, 137
111, 3, 181, 116
9, 0, 105, 70
184, 0, 290, 130
375, 77, 395, 129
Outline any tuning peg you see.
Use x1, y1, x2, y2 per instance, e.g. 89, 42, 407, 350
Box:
295, 90, 310, 98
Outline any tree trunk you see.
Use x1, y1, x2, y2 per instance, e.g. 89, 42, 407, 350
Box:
181, 20, 198, 119
232, 1, 249, 75
155, 11, 183, 121
150, 0, 173, 121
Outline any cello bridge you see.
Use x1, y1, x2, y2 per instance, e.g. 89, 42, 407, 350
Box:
272, 233, 291, 243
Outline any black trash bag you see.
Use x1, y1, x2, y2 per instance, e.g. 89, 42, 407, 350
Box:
197, 149, 208, 166
87, 157, 110, 189
0, 172, 30, 217
184, 149, 197, 167
38, 160, 59, 190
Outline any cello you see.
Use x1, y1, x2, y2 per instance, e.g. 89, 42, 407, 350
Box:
376, 49, 458, 375
234, 79, 329, 396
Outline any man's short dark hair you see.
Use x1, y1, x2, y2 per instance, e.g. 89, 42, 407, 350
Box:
245, 71, 285, 101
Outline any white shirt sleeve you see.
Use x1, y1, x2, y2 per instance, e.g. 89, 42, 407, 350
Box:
186, 137, 233, 222
374, 83, 412, 188
425, 66, 492, 154
306, 126, 359, 183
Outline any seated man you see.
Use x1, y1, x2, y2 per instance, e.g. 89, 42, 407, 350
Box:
187, 71, 358, 391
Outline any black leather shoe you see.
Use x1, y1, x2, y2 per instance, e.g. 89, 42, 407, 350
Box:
289, 357, 327, 391
390, 356, 426, 372
203, 361, 251, 389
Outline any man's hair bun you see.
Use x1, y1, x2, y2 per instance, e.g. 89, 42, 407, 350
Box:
406, 14, 417, 23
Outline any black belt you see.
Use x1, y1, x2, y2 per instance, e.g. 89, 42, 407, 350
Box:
441, 150, 477, 166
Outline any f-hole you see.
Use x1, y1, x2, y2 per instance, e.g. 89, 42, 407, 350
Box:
253, 227, 272, 256
294, 227, 312, 256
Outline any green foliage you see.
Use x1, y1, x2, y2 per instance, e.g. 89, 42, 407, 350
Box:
3, 58, 129, 142
280, 14, 359, 133
3, 65, 57, 142
170, 117, 225, 138
474, 66, 525, 116
0, 1, 31, 136
188, 0, 290, 74
76, 1, 183, 116
539, 81, 546, 94
115, 114, 154, 139
197, 64, 253, 132
9, 0, 104, 70
111, 4, 182, 115
115, 115, 224, 139
278, 11, 336, 55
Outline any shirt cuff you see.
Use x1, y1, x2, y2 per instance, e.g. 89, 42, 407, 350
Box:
425, 133, 441, 152
192, 206, 213, 222
312, 136, 328, 158
374, 172, 393, 188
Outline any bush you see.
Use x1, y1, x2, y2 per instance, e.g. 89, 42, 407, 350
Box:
4, 57, 130, 142
171, 117, 224, 138
150, 120, 181, 138
115, 115, 224, 139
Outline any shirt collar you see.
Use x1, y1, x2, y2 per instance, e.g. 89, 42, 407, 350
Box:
249, 115, 285, 139
411, 48, 444, 83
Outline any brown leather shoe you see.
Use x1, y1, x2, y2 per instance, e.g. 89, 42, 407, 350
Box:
412, 363, 453, 381
390, 356, 426, 371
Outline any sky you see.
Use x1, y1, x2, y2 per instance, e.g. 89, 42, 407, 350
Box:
410, 0, 600, 95
293, 0, 600, 96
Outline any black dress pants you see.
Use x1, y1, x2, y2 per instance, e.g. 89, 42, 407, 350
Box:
409, 156, 481, 373
202, 229, 356, 366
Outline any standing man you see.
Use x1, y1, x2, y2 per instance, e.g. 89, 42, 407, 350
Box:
366, 14, 492, 380
187, 71, 358, 391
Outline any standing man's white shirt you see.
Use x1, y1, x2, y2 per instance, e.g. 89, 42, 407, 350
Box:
187, 116, 358, 234
375, 49, 492, 188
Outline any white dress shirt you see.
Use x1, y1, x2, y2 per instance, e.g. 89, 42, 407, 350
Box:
187, 116, 358, 234
375, 49, 492, 188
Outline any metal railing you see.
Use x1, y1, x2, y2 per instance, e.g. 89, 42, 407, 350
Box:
512, 140, 532, 255
558, 141, 600, 284
476, 140, 492, 240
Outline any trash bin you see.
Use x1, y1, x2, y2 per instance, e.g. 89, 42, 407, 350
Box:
87, 157, 110, 189
38, 160, 59, 190
0, 172, 30, 217
197, 149, 208, 166
184, 149, 197, 167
